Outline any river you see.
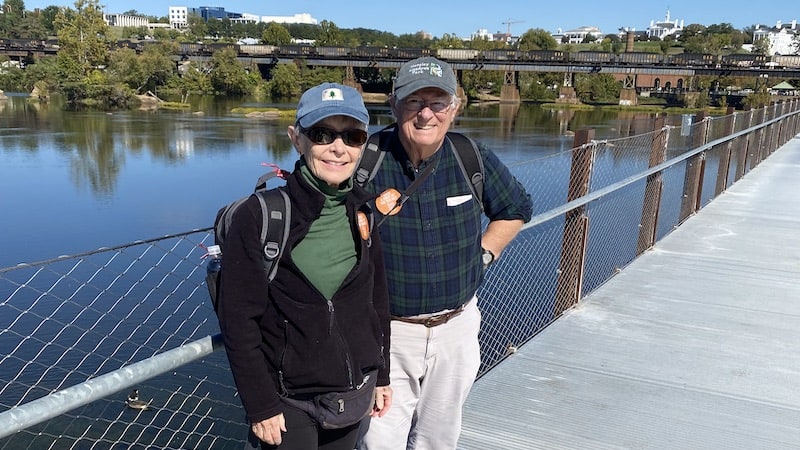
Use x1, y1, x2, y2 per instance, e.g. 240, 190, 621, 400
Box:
0, 93, 669, 268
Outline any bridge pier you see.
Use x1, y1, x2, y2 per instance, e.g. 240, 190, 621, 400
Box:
619, 74, 637, 106
343, 65, 362, 92
557, 72, 580, 104
500, 71, 520, 104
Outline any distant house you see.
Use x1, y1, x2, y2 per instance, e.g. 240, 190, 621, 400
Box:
770, 80, 798, 96
647, 9, 684, 40
753, 20, 799, 55
554, 26, 603, 44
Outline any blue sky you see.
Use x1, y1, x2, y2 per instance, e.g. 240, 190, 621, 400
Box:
25, 0, 791, 38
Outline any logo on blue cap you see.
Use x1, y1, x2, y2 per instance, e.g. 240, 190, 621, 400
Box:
296, 82, 369, 128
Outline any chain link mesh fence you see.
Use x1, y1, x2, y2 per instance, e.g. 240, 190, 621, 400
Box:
2, 101, 798, 448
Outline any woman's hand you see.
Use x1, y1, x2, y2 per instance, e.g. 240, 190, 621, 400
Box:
370, 385, 393, 418
251, 413, 287, 446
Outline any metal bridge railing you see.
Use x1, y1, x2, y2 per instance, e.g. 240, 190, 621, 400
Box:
2, 100, 799, 448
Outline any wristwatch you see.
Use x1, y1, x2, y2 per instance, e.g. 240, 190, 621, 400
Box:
481, 248, 496, 268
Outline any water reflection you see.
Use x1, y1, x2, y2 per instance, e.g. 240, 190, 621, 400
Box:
0, 93, 673, 267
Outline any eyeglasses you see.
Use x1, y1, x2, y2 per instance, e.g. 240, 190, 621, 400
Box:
300, 127, 368, 147
401, 97, 453, 113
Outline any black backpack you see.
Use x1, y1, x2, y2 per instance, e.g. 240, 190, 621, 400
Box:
354, 124, 485, 210
205, 170, 290, 311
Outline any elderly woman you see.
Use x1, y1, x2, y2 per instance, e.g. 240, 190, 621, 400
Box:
217, 83, 392, 450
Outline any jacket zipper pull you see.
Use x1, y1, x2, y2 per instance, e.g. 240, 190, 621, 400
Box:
327, 299, 335, 335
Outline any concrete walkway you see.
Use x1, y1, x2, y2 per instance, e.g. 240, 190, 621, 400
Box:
460, 136, 800, 449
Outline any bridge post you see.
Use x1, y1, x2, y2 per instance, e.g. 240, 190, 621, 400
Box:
751, 106, 767, 167
637, 115, 667, 255
619, 74, 637, 106
791, 99, 800, 140
767, 102, 782, 155
679, 111, 708, 222
777, 101, 790, 146
557, 72, 580, 104
500, 71, 520, 104
555, 128, 595, 315
735, 109, 755, 181
714, 107, 737, 196
343, 65, 362, 92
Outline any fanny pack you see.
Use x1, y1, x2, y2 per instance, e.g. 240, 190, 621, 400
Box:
282, 369, 378, 429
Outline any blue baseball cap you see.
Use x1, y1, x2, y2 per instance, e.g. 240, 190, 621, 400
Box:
393, 57, 457, 100
295, 83, 369, 128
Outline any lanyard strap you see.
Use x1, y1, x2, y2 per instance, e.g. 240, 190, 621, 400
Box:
376, 151, 441, 227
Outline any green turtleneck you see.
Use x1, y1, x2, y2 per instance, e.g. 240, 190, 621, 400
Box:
292, 161, 357, 300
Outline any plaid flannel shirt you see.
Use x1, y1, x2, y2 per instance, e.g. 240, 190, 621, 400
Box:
367, 131, 532, 316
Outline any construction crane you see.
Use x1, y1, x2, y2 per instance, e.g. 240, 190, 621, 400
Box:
501, 18, 524, 36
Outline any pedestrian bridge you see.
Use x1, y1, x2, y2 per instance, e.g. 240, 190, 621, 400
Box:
460, 133, 800, 449
1, 101, 799, 448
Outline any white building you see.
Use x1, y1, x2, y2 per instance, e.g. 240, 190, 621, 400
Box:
231, 13, 259, 24
470, 29, 494, 41
753, 20, 799, 55
260, 13, 317, 26
168, 6, 189, 29
104, 13, 149, 28
555, 26, 603, 44
646, 9, 684, 40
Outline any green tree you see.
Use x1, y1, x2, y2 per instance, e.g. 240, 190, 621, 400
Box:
209, 47, 253, 95
53, 0, 111, 82
107, 47, 145, 90
574, 73, 621, 104
186, 13, 208, 41
434, 33, 464, 49
166, 61, 213, 100
752, 36, 771, 55
468, 36, 506, 51
517, 28, 558, 51
317, 20, 343, 46
23, 55, 60, 93
37, 6, 61, 35
0, 0, 26, 37
262, 23, 292, 46
107, 41, 177, 93
266, 63, 301, 98
300, 64, 345, 90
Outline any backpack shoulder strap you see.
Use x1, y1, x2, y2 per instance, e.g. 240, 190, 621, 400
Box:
253, 187, 291, 282
354, 124, 395, 186
446, 131, 485, 210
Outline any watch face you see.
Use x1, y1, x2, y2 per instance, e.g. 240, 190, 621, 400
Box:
482, 250, 494, 265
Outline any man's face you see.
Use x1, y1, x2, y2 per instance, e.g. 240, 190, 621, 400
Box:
392, 87, 458, 155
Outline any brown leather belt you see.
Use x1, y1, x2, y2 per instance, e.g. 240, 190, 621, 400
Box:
391, 304, 466, 328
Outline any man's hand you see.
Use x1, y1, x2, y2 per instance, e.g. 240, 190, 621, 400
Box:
251, 413, 287, 446
370, 386, 393, 418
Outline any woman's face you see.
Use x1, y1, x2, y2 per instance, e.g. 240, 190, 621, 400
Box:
288, 115, 368, 187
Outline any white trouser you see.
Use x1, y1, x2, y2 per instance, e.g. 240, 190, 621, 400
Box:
359, 297, 481, 450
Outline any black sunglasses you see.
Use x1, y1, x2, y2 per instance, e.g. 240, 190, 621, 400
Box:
300, 127, 368, 147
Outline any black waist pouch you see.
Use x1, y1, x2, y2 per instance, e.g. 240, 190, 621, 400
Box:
283, 369, 378, 429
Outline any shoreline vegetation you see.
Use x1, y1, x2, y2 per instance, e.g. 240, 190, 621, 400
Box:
216, 91, 728, 119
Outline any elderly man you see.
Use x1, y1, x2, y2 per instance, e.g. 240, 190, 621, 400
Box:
358, 57, 533, 449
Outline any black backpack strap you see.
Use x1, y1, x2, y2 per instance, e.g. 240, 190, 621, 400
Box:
446, 132, 485, 211
253, 187, 291, 282
355, 124, 395, 186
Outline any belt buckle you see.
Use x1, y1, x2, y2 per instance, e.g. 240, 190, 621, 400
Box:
423, 315, 445, 328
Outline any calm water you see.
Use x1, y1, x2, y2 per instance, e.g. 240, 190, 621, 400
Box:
0, 93, 663, 268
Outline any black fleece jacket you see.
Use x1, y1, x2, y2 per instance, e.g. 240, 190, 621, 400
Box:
217, 170, 390, 424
